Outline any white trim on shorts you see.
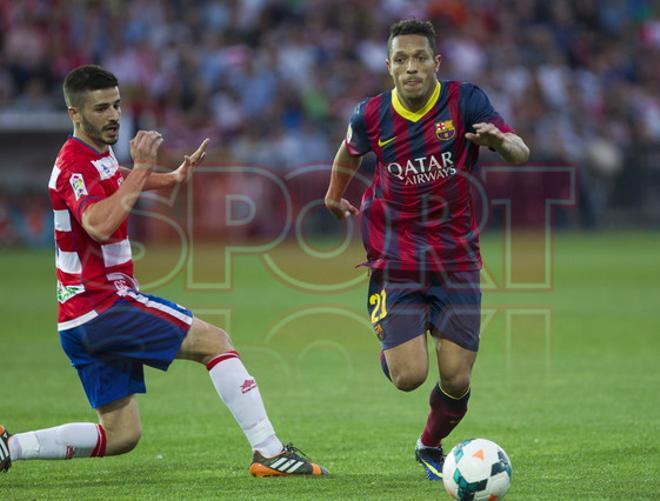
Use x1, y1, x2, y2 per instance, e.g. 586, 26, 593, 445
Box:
125, 291, 193, 326
58, 309, 99, 331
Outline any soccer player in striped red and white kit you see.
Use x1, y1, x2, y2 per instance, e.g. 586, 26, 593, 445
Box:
325, 20, 529, 480
0, 65, 327, 478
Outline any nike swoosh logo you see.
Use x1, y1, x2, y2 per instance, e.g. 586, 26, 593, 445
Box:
378, 136, 396, 148
420, 458, 444, 479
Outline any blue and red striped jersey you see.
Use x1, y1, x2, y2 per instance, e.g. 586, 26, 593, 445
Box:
345, 81, 512, 271
345, 80, 512, 272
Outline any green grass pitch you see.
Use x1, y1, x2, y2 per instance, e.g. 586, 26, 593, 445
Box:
2, 232, 659, 500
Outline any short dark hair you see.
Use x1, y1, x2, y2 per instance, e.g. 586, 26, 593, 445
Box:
387, 19, 437, 56
63, 65, 118, 108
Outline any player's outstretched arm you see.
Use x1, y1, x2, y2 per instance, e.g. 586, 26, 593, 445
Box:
465, 122, 530, 165
120, 138, 210, 191
324, 141, 362, 219
82, 130, 162, 242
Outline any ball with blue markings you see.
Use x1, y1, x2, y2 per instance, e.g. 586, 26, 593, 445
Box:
442, 438, 512, 500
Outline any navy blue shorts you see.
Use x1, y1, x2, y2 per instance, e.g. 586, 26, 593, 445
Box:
59, 291, 193, 409
367, 269, 481, 352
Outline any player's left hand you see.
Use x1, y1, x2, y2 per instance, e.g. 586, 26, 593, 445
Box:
325, 197, 359, 219
172, 138, 210, 184
465, 123, 505, 150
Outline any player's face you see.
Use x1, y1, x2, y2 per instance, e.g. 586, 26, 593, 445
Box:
72, 87, 121, 148
387, 35, 441, 103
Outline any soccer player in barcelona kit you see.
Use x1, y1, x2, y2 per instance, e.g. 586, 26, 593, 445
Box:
0, 65, 327, 478
325, 20, 529, 480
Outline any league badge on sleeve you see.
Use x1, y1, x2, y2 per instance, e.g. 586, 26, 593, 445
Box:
435, 120, 456, 141
70, 173, 88, 200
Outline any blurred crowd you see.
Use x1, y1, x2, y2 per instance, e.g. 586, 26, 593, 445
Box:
1, 0, 659, 246
0, 191, 51, 247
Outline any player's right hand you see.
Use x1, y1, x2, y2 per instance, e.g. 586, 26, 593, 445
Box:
130, 130, 164, 171
325, 197, 359, 219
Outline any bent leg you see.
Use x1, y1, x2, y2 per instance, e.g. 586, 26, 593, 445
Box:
8, 422, 106, 461
368, 271, 429, 391
419, 269, 481, 447
177, 316, 283, 458
6, 395, 141, 462
436, 336, 477, 397
384, 334, 429, 392
96, 395, 142, 456
176, 317, 234, 365
419, 336, 476, 447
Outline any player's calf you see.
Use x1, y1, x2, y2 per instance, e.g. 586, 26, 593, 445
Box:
103, 426, 141, 456
0, 423, 108, 464
96, 395, 142, 456
179, 317, 329, 474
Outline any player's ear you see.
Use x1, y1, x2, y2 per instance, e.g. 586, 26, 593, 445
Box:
434, 53, 443, 72
67, 106, 80, 126
386, 56, 393, 76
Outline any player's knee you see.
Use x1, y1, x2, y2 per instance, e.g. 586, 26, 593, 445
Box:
391, 369, 427, 392
187, 321, 234, 364
440, 373, 471, 398
204, 325, 233, 356
118, 428, 142, 454
106, 427, 142, 456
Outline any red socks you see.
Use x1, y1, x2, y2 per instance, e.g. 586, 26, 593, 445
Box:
420, 384, 470, 448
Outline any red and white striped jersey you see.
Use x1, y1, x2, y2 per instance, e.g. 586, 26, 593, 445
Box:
49, 137, 136, 331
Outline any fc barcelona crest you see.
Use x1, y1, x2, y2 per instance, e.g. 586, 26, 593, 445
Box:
435, 120, 455, 141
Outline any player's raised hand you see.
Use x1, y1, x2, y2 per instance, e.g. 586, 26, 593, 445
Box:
130, 130, 164, 170
325, 197, 359, 219
465, 122, 505, 150
172, 138, 210, 184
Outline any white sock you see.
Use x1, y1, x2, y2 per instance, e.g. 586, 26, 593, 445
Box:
417, 437, 440, 450
207, 351, 283, 457
8, 423, 105, 460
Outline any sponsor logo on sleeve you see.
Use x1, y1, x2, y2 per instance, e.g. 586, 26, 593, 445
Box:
69, 173, 88, 200
57, 281, 85, 303
91, 156, 119, 179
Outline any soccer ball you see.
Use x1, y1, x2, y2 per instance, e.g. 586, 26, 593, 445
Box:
442, 438, 512, 500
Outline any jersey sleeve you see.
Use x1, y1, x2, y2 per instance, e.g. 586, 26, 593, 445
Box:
461, 83, 513, 134
344, 99, 372, 156
56, 161, 106, 224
